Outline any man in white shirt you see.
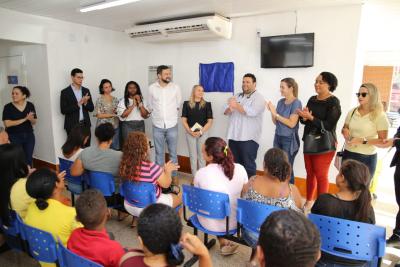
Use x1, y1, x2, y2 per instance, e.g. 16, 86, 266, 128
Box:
224, 73, 265, 177
148, 65, 182, 183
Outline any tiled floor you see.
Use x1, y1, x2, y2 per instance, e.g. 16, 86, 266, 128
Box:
2, 133, 400, 266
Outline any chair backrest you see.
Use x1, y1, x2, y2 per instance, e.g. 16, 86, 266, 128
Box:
58, 157, 84, 193
182, 184, 230, 219
57, 238, 103, 267
0, 210, 24, 251
237, 199, 283, 234
120, 181, 157, 208
309, 213, 386, 262
88, 171, 115, 197
19, 222, 58, 264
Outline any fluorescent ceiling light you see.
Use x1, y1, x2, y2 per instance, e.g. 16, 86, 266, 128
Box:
80, 0, 142, 13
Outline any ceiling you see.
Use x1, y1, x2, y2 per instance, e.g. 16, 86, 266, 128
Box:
0, 0, 368, 31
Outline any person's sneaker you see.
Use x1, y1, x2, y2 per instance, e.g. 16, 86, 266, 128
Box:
387, 234, 400, 248
220, 243, 239, 256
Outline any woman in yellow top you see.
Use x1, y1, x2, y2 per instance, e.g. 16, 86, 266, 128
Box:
341, 83, 389, 183
24, 168, 81, 266
0, 143, 32, 222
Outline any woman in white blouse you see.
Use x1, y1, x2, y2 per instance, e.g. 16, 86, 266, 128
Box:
117, 81, 149, 146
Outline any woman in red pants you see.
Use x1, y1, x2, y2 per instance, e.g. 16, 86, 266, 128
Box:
298, 72, 342, 210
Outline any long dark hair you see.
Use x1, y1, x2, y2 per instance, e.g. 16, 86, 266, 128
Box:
124, 81, 142, 108
340, 160, 372, 223
0, 144, 29, 225
26, 169, 58, 211
204, 137, 234, 180
61, 125, 90, 157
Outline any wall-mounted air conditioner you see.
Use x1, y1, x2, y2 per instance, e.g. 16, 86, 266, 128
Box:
125, 14, 232, 42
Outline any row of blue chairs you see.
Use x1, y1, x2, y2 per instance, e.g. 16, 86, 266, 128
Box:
59, 157, 168, 209
0, 211, 102, 267
181, 184, 386, 267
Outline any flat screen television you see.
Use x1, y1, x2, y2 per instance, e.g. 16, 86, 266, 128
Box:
261, 33, 314, 68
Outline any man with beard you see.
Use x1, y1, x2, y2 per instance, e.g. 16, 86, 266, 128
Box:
148, 65, 182, 185
224, 73, 265, 178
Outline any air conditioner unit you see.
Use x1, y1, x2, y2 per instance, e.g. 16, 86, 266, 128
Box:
125, 14, 232, 43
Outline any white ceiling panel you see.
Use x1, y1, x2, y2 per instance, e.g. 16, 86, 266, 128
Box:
0, 0, 365, 31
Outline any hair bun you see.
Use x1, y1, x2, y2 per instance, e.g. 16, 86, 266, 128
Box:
35, 198, 49, 210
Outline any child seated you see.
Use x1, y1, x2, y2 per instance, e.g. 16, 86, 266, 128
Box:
67, 189, 125, 267
119, 204, 212, 267
257, 209, 320, 267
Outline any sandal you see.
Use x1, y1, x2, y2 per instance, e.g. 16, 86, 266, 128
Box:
220, 243, 239, 256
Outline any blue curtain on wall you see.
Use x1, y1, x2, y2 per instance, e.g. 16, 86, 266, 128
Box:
199, 62, 234, 93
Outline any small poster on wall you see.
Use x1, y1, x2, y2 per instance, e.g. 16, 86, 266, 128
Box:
148, 65, 173, 85
7, 75, 18, 85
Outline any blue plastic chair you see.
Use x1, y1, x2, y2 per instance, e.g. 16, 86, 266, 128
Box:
88, 171, 116, 197
59, 157, 85, 205
57, 238, 102, 267
309, 213, 386, 266
236, 199, 283, 238
120, 181, 157, 208
0, 210, 26, 252
19, 222, 59, 265
182, 184, 236, 266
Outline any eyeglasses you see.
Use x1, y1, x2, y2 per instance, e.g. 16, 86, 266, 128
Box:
356, 92, 368, 98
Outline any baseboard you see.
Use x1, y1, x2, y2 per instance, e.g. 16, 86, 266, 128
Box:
34, 154, 338, 198
32, 158, 58, 172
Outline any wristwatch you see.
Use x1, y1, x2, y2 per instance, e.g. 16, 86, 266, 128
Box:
275, 114, 280, 120
362, 137, 368, 144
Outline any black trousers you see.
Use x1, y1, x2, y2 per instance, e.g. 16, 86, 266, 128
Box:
394, 165, 400, 234
228, 139, 259, 178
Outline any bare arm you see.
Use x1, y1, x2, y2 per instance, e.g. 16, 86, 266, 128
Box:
202, 119, 213, 133
276, 113, 299, 129
70, 158, 85, 176
4, 118, 27, 127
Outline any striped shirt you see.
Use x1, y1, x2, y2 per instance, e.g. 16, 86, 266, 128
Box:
131, 161, 163, 198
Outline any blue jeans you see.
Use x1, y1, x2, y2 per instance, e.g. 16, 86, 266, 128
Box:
9, 131, 35, 166
273, 135, 298, 184
342, 150, 377, 180
111, 127, 120, 150
153, 125, 178, 177
228, 140, 259, 178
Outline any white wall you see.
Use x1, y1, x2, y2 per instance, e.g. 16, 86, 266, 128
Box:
0, 7, 132, 163
129, 4, 364, 181
362, 2, 400, 66
0, 5, 365, 183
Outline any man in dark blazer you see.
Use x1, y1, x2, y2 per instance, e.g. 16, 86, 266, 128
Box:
60, 68, 94, 144
387, 126, 400, 250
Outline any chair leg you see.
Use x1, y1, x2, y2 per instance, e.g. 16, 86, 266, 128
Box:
71, 192, 75, 206
184, 237, 216, 267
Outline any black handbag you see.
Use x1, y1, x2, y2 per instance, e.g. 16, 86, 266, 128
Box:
303, 121, 336, 154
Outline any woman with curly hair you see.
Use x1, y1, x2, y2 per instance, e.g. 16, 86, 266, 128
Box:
119, 132, 182, 220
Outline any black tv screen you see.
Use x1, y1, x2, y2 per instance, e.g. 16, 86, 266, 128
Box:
261, 33, 314, 68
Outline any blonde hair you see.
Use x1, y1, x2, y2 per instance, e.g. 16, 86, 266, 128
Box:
189, 85, 206, 109
360, 83, 383, 121
281, 78, 299, 98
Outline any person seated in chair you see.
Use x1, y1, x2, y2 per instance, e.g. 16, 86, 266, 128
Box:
68, 189, 125, 267
256, 209, 321, 267
71, 122, 122, 177
242, 148, 303, 266
194, 137, 248, 256
119, 203, 211, 267
311, 159, 375, 267
24, 168, 81, 267
119, 132, 182, 225
61, 124, 90, 161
